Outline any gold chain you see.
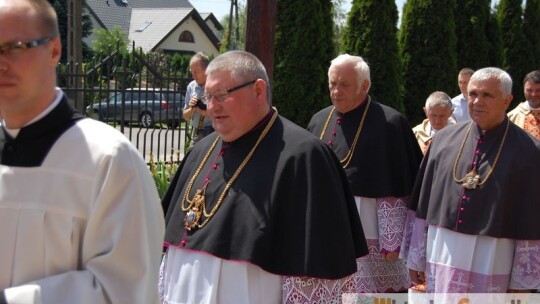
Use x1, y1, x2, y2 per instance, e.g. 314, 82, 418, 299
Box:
452, 120, 510, 189
319, 96, 371, 168
181, 110, 278, 230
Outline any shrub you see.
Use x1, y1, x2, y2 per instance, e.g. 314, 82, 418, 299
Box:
148, 150, 180, 198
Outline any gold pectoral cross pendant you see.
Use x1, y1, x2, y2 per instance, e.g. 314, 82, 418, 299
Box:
184, 188, 206, 230
462, 170, 480, 190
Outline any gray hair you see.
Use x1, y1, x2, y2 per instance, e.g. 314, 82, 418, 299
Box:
206, 50, 271, 104
190, 52, 210, 69
329, 54, 371, 92
459, 67, 475, 77
469, 67, 513, 96
425, 91, 452, 110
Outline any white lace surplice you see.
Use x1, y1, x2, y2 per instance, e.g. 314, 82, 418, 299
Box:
354, 196, 411, 293
405, 218, 540, 293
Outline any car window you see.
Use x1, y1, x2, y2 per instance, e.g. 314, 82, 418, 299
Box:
109, 93, 120, 103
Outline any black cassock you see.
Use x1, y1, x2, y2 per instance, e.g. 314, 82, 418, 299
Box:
307, 97, 423, 198
163, 111, 368, 279
411, 118, 540, 240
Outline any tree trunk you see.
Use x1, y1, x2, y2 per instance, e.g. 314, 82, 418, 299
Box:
245, 0, 277, 84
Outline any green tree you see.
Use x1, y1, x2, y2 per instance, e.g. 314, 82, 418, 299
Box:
170, 53, 193, 78
332, 0, 347, 52
399, 0, 457, 125
486, 8, 503, 67
91, 26, 130, 57
220, 3, 247, 51
341, 0, 403, 112
454, 0, 491, 72
49, 0, 93, 61
273, 0, 335, 127
523, 0, 540, 70
498, 0, 529, 105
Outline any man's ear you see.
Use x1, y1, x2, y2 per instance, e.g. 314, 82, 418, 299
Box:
360, 80, 370, 95
503, 94, 513, 111
50, 37, 62, 67
254, 79, 267, 102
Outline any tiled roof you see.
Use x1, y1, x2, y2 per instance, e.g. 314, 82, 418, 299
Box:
129, 8, 192, 52
200, 13, 224, 31
129, 8, 220, 52
85, 0, 193, 34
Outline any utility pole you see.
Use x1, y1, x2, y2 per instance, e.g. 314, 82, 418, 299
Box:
67, 0, 83, 112
227, 0, 239, 49
67, 0, 82, 65
245, 0, 276, 84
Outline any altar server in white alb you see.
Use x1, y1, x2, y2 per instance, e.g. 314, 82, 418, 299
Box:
403, 67, 540, 293
0, 0, 165, 303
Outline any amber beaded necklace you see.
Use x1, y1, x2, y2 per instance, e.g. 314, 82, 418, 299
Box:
319, 96, 371, 168
452, 120, 509, 189
181, 111, 278, 230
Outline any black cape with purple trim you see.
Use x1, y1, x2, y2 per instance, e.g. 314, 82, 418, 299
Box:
162, 114, 368, 279
307, 98, 423, 198
410, 119, 540, 239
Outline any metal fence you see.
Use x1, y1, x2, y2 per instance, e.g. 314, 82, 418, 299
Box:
57, 48, 194, 163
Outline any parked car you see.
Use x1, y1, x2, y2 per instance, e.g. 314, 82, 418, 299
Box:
86, 88, 185, 128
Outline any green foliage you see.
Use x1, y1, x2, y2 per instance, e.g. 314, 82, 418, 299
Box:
399, 0, 457, 125
273, 0, 335, 127
523, 0, 540, 72
498, 0, 529, 105
454, 0, 491, 74
149, 151, 181, 199
170, 53, 193, 78
342, 0, 404, 113
91, 26, 130, 57
331, 0, 347, 52
220, 3, 247, 51
486, 9, 503, 67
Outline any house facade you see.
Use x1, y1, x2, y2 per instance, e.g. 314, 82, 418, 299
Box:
85, 0, 221, 56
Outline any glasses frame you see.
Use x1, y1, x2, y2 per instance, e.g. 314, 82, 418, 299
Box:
201, 79, 257, 104
0, 37, 54, 58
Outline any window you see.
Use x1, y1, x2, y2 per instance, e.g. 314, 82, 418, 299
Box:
179, 31, 194, 43
135, 21, 152, 32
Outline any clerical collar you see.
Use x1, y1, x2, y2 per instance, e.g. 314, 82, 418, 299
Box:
3, 88, 63, 138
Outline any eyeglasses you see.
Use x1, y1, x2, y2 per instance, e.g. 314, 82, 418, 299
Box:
201, 79, 257, 104
0, 37, 54, 59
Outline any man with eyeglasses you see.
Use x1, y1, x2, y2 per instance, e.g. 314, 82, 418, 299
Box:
183, 52, 214, 147
0, 0, 164, 303
160, 50, 369, 303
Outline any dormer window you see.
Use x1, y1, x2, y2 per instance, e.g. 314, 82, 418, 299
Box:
179, 30, 194, 43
